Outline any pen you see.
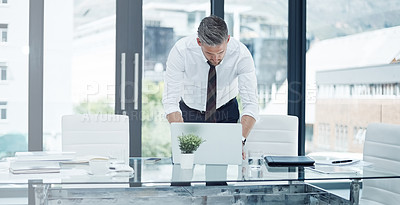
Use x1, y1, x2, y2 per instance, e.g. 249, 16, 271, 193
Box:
146, 158, 161, 162
332, 159, 352, 164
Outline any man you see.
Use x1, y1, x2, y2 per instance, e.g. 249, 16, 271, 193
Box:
162, 15, 258, 155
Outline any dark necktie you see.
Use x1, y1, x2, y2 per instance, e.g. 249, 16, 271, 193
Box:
205, 61, 217, 122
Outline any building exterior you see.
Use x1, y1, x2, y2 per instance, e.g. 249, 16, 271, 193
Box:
0, 0, 30, 138
0, 0, 73, 154
314, 64, 400, 153
309, 26, 400, 154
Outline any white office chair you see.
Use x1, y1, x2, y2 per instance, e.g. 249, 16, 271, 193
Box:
234, 115, 298, 187
360, 123, 400, 205
246, 115, 298, 156
62, 114, 130, 165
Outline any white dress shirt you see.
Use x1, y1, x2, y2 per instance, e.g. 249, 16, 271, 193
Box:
162, 35, 259, 120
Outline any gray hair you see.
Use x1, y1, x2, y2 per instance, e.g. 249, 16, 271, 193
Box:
197, 15, 228, 46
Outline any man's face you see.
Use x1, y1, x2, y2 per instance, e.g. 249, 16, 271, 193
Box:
197, 36, 230, 66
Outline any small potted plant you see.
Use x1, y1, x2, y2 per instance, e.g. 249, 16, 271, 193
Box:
178, 133, 205, 169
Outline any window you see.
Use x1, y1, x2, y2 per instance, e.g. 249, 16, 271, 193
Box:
0, 1, 29, 159
43, 0, 115, 152
0, 101, 7, 120
306, 0, 400, 157
141, 0, 289, 157
226, 0, 289, 114
317, 123, 330, 150
0, 24, 7, 42
142, 0, 209, 157
0, 66, 6, 81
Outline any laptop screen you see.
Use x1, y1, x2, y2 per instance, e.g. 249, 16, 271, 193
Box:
170, 123, 242, 165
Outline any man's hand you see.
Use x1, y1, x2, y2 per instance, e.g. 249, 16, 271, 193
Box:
166, 111, 184, 123
241, 115, 255, 160
242, 145, 246, 160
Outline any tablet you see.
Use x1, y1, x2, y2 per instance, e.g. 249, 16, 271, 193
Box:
264, 156, 315, 167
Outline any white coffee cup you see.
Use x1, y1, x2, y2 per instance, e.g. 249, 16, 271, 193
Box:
89, 158, 110, 175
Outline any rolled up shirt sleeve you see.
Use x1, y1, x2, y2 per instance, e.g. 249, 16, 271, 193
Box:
162, 45, 184, 115
237, 48, 259, 121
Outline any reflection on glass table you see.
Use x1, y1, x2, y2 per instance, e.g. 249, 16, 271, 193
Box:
1, 157, 400, 205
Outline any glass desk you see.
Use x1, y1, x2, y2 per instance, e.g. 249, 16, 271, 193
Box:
1, 157, 399, 205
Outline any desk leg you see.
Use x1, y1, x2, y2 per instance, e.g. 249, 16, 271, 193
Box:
350, 179, 360, 205
28, 180, 42, 205
28, 180, 50, 205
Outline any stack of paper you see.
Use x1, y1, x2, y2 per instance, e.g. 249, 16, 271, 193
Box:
306, 166, 360, 174
61, 155, 109, 164
14, 151, 75, 161
9, 160, 60, 174
9, 151, 76, 174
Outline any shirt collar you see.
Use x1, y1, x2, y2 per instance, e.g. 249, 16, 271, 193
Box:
202, 56, 225, 67
201, 53, 208, 63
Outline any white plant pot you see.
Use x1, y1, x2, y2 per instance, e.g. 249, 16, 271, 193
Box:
180, 153, 194, 169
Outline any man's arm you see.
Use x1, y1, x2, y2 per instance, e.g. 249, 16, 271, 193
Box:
237, 43, 259, 159
162, 42, 185, 120
166, 111, 184, 123
241, 115, 255, 160
241, 115, 256, 139
237, 45, 259, 137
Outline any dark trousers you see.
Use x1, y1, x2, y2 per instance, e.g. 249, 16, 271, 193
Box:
179, 98, 239, 123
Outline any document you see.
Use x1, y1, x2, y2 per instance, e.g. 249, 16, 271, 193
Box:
8, 151, 75, 174
315, 159, 360, 166
306, 166, 359, 174
61, 155, 109, 164
9, 160, 60, 174
15, 151, 75, 161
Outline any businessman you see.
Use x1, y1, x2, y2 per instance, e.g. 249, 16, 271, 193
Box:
162, 15, 259, 155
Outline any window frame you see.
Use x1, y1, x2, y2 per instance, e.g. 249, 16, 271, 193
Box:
0, 66, 7, 81
0, 24, 8, 43
0, 101, 7, 120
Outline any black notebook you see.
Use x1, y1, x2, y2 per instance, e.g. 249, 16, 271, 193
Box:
264, 156, 315, 167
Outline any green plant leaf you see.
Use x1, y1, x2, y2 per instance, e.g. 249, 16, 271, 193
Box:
177, 133, 205, 154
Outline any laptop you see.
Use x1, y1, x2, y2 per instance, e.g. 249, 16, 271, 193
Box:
171, 123, 242, 165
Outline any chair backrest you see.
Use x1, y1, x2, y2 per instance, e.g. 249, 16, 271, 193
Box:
62, 114, 129, 164
360, 123, 400, 205
246, 115, 298, 156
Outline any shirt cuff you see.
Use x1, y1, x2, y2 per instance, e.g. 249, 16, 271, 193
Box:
163, 104, 182, 116
241, 107, 259, 122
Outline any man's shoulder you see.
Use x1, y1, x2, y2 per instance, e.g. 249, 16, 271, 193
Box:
228, 37, 251, 55
174, 34, 198, 50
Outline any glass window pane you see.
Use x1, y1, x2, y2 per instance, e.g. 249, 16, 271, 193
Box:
2, 30, 6, 42
1, 66, 6, 80
306, 0, 400, 158
226, 0, 288, 115
142, 0, 209, 157
142, 0, 288, 157
1, 108, 6, 119
43, 0, 116, 151
0, 0, 29, 159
